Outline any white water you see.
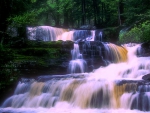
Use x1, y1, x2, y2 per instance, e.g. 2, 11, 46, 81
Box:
88, 44, 150, 80
69, 43, 87, 73
2, 26, 150, 112
1, 44, 150, 113
1, 106, 148, 113
27, 26, 96, 41
27, 26, 74, 41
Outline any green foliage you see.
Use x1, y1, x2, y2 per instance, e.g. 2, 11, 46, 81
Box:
8, 8, 47, 27
1, 0, 150, 32
46, 0, 74, 26
12, 40, 72, 69
20, 48, 59, 58
103, 27, 120, 43
25, 40, 63, 48
31, 0, 37, 3
0, 45, 14, 65
3, 0, 150, 29
118, 27, 142, 44
0, 44, 19, 91
140, 21, 150, 42
123, 0, 150, 25
118, 21, 150, 44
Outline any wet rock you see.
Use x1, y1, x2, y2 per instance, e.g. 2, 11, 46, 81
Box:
79, 25, 96, 30
142, 74, 150, 81
15, 40, 74, 77
36, 74, 86, 82
102, 27, 121, 43
137, 42, 150, 57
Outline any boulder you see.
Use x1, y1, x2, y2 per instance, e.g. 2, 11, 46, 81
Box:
79, 25, 96, 30
142, 74, 150, 81
137, 42, 150, 57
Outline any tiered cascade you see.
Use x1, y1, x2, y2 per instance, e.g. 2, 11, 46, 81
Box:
68, 43, 87, 73
1, 26, 150, 113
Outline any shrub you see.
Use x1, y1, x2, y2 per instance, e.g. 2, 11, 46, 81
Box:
118, 21, 150, 44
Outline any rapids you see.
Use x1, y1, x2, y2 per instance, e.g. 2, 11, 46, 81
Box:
1, 26, 150, 113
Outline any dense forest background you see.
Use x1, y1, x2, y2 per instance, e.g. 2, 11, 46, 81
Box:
1, 0, 150, 104
1, 0, 150, 29
1, 0, 150, 43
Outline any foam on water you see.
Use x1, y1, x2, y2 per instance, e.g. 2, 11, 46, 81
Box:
2, 26, 150, 113
87, 44, 150, 81
1, 105, 149, 113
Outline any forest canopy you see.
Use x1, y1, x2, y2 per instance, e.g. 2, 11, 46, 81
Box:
1, 0, 150, 31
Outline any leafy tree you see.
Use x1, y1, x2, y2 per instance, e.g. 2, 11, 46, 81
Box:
123, 0, 150, 25
118, 20, 150, 44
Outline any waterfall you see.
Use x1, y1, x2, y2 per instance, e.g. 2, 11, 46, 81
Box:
27, 26, 97, 42
68, 43, 87, 73
27, 26, 74, 41
1, 26, 150, 113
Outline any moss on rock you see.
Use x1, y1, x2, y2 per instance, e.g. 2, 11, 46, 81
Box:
13, 40, 74, 76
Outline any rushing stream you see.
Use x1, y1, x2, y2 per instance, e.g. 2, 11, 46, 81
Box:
1, 26, 150, 113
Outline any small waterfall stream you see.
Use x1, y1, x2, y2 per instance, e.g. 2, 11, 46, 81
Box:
68, 43, 87, 73
1, 26, 150, 113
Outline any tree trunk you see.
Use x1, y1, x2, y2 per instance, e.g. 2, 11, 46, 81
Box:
118, 0, 124, 25
92, 0, 97, 25
64, 11, 69, 27
82, 0, 86, 25
0, 0, 12, 43
101, 3, 104, 25
95, 0, 100, 25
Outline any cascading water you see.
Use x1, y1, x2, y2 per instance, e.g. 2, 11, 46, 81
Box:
68, 43, 87, 73
1, 26, 150, 113
27, 26, 74, 41
27, 26, 96, 42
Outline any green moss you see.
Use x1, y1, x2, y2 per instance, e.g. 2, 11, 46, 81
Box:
25, 40, 73, 49
25, 40, 64, 48
13, 40, 72, 69
19, 48, 59, 57
0, 39, 73, 102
